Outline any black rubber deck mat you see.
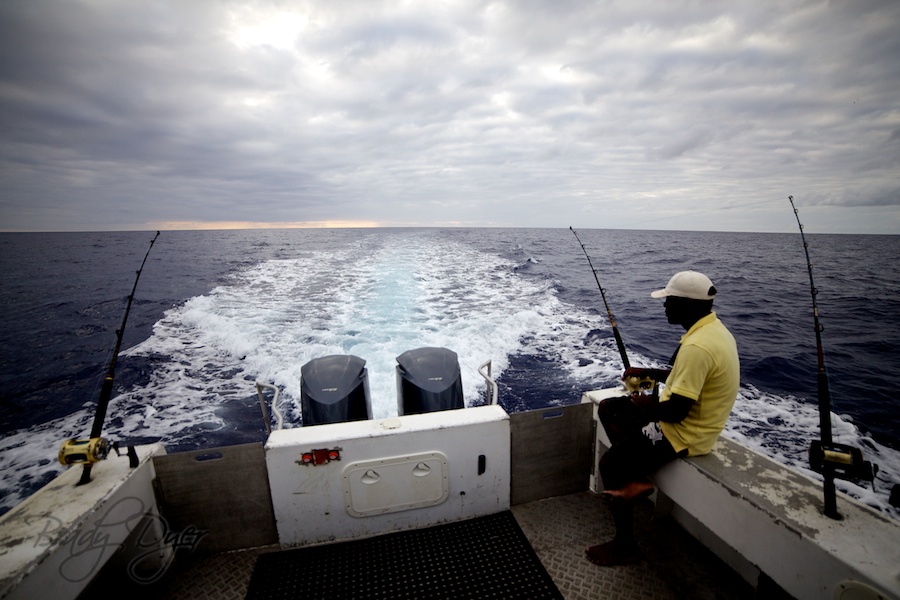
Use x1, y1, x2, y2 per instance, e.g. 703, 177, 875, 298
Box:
245, 510, 563, 599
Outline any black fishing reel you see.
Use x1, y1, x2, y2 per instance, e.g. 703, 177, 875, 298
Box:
809, 440, 876, 485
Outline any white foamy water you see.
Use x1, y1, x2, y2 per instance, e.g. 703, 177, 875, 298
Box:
1, 231, 896, 519
117, 235, 615, 425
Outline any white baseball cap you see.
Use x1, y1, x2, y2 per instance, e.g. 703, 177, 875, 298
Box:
651, 271, 717, 300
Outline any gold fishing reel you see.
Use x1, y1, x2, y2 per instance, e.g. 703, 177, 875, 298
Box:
622, 367, 671, 394
58, 437, 110, 466
809, 441, 875, 483
623, 375, 658, 393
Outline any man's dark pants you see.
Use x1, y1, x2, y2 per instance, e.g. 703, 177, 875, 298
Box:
597, 396, 685, 545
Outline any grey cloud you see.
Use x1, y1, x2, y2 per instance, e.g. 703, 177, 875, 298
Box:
1, 0, 899, 232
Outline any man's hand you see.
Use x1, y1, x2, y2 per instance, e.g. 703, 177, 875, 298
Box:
629, 391, 657, 409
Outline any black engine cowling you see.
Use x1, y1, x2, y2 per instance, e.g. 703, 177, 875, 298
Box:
396, 347, 464, 415
300, 355, 372, 426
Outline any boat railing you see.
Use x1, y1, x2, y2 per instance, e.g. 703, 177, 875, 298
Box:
255, 381, 284, 433
478, 359, 499, 405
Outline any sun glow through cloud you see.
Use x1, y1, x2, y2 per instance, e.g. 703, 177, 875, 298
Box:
226, 9, 308, 51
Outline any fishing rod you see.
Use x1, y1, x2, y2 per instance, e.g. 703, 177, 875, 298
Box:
569, 228, 672, 395
58, 231, 161, 485
570, 227, 631, 370
788, 197, 873, 520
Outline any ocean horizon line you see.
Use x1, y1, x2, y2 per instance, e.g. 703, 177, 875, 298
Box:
1, 226, 894, 236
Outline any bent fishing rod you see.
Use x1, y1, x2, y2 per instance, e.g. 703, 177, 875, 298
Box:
570, 227, 631, 370
58, 231, 161, 486
569, 228, 671, 395
789, 197, 873, 519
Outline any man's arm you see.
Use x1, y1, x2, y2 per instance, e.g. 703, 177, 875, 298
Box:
628, 391, 693, 423
656, 393, 693, 423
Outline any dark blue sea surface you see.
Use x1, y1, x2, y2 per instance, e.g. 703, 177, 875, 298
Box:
0, 228, 898, 516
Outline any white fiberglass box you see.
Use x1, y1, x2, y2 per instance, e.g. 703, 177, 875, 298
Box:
265, 404, 510, 548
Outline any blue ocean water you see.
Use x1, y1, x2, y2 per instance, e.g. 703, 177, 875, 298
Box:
0, 228, 898, 517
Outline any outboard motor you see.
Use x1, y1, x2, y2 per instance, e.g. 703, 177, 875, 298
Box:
396, 347, 464, 415
300, 355, 372, 426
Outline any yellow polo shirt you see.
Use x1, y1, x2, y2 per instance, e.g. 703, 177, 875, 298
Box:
659, 312, 740, 457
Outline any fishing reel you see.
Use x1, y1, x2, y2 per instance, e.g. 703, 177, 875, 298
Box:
58, 437, 139, 468
622, 367, 671, 395
809, 441, 876, 484
58, 437, 111, 466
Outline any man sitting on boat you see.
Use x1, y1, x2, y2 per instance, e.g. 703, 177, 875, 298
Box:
587, 270, 740, 566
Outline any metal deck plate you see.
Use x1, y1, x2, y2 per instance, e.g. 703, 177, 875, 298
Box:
81, 491, 755, 599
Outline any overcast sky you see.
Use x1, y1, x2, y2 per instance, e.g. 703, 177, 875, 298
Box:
1, 1, 898, 233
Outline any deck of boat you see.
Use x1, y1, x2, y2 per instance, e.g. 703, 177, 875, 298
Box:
92, 491, 754, 599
